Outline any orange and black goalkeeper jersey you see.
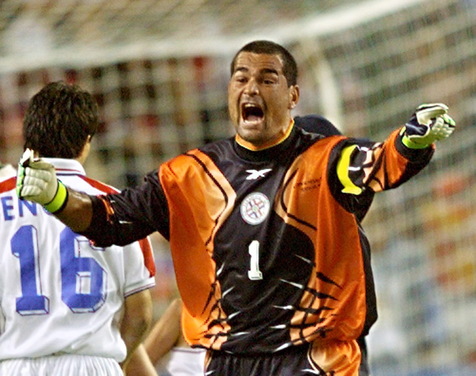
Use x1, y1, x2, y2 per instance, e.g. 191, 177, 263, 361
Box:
84, 125, 433, 355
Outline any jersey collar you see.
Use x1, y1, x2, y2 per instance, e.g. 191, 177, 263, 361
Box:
233, 120, 298, 162
235, 119, 294, 151
42, 158, 86, 176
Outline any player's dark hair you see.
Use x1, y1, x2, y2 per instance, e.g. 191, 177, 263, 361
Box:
230, 40, 298, 86
23, 81, 99, 159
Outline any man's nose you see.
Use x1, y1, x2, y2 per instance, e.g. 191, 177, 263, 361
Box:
244, 79, 259, 95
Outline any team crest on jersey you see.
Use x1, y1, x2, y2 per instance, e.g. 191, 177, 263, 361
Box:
240, 192, 270, 225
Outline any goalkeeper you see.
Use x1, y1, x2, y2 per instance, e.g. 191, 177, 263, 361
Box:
16, 40, 455, 376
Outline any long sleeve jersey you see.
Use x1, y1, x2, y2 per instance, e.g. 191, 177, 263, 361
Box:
83, 124, 433, 355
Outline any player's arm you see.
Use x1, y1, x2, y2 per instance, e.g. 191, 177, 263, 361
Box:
56, 189, 96, 231
335, 103, 455, 195
16, 152, 167, 246
143, 298, 183, 366
144, 299, 182, 365
120, 289, 154, 371
125, 344, 158, 376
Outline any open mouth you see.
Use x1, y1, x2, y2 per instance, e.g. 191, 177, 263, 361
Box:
241, 103, 264, 123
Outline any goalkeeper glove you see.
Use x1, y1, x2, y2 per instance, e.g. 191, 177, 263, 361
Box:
403, 103, 455, 148
16, 148, 68, 213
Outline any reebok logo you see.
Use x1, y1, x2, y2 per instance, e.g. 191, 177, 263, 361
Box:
245, 169, 272, 180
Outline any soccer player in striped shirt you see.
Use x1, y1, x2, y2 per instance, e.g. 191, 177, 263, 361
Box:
1, 81, 156, 376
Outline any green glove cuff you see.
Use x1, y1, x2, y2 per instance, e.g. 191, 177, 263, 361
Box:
44, 181, 68, 213
401, 135, 431, 149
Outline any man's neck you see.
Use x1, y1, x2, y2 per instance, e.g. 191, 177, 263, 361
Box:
235, 119, 294, 151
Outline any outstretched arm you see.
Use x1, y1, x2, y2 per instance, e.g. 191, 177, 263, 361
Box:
16, 151, 166, 246
56, 188, 95, 232
335, 103, 455, 195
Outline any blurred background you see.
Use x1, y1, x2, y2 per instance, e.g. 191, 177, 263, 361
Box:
0, 0, 475, 374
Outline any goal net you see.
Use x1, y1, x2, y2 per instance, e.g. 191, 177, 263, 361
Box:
0, 0, 474, 374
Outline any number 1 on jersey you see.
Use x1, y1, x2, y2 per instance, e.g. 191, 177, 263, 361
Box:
247, 240, 263, 280
11, 226, 49, 315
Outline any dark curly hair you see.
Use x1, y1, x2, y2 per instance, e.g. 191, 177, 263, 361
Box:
23, 81, 99, 159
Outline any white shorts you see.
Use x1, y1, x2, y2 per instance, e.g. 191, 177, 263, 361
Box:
158, 346, 206, 376
0, 354, 123, 376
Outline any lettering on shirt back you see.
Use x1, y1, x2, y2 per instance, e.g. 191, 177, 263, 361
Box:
1, 195, 38, 220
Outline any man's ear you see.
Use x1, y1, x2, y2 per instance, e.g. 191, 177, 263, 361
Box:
289, 85, 300, 109
77, 136, 92, 164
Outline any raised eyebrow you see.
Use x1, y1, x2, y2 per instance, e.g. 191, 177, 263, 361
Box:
261, 68, 279, 76
233, 66, 249, 74
233, 67, 280, 76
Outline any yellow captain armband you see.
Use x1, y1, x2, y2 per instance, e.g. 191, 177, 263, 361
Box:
43, 181, 68, 213
337, 145, 363, 195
